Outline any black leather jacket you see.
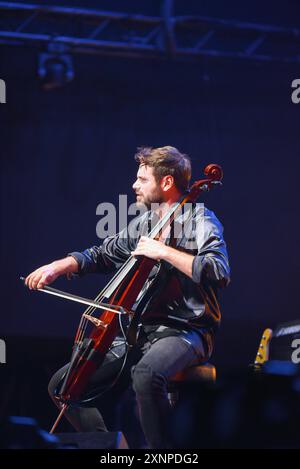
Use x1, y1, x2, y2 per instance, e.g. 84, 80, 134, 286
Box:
69, 204, 230, 352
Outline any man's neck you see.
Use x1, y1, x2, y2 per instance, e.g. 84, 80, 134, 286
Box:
154, 192, 183, 219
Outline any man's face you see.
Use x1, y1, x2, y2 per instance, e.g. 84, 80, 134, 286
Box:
132, 164, 164, 208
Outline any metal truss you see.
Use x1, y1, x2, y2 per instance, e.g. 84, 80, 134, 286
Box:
0, 1, 300, 63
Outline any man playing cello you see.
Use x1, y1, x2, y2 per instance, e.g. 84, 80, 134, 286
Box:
25, 146, 230, 449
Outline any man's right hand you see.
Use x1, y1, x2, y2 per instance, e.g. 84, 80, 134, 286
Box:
25, 257, 79, 290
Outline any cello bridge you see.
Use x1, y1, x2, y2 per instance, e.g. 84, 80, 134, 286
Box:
82, 314, 108, 329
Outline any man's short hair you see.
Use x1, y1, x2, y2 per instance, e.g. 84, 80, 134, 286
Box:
134, 146, 191, 192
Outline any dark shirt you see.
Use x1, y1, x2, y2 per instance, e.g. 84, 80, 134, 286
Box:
69, 204, 230, 355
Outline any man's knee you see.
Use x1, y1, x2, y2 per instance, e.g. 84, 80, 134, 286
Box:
131, 363, 167, 396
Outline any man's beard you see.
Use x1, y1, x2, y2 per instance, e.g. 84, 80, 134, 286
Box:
136, 188, 164, 209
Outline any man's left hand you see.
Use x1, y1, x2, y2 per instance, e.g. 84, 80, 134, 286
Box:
131, 236, 168, 261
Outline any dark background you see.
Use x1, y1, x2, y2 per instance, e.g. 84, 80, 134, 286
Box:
0, 0, 299, 441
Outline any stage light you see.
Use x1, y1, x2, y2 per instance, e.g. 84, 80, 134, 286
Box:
38, 43, 74, 90
0, 416, 60, 449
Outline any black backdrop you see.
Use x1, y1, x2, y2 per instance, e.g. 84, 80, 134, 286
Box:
1, 1, 300, 381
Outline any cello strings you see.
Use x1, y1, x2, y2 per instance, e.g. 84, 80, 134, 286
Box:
75, 200, 185, 344
75, 201, 184, 344
75, 257, 138, 343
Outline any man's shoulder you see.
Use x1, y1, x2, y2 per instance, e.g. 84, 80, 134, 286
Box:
194, 203, 222, 222
193, 204, 224, 235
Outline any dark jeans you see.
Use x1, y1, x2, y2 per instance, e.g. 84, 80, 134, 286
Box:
48, 329, 209, 449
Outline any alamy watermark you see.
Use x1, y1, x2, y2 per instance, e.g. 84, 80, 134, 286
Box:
291, 339, 300, 364
95, 196, 205, 250
0, 79, 6, 103
0, 339, 6, 364
291, 79, 300, 104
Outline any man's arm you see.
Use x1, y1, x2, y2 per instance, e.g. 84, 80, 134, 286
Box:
25, 212, 148, 289
191, 209, 230, 287
132, 209, 230, 288
25, 256, 79, 289
25, 231, 133, 290
131, 237, 194, 278
25, 233, 132, 290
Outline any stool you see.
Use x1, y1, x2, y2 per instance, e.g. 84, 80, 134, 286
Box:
167, 363, 216, 406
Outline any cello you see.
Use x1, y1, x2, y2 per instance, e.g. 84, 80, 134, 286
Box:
22, 163, 223, 433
